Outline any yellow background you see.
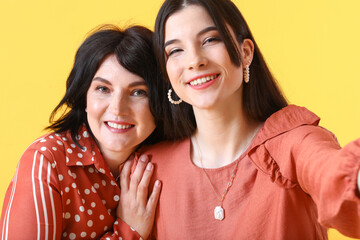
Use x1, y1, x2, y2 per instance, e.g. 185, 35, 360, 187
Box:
0, 0, 359, 239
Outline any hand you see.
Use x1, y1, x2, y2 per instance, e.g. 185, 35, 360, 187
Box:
117, 155, 161, 239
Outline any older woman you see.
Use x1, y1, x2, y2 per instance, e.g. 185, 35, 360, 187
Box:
0, 25, 163, 240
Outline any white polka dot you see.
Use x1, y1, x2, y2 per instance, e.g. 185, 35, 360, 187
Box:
75, 214, 80, 222
92, 151, 95, 155
62, 137, 68, 141
62, 232, 68, 237
91, 232, 96, 238
115, 230, 118, 235
82, 146, 87, 152
102, 200, 106, 205
66, 199, 71, 205
99, 168, 105, 174
40, 147, 47, 151
91, 157, 95, 162
94, 183, 99, 189
76, 161, 83, 166
91, 186, 96, 193
107, 209, 112, 214
87, 209, 93, 215
68, 170, 73, 176
113, 195, 120, 202
65, 187, 70, 193
58, 174, 63, 181
104, 226, 108, 231
88, 167, 94, 173
99, 214, 104, 220
106, 237, 111, 240
82, 198, 86, 204
61, 191, 63, 195
91, 202, 96, 208
51, 163, 56, 168
71, 144, 76, 148
66, 157, 69, 163
79, 206, 85, 212
83, 131, 89, 138
64, 212, 71, 219
102, 180, 107, 186
57, 140, 63, 145
81, 232, 87, 237
71, 173, 77, 179
49, 135, 54, 139
114, 220, 119, 225
76, 135, 81, 140
119, 237, 123, 240
84, 189, 90, 195
77, 153, 83, 158
87, 220, 93, 227
69, 233, 76, 239
52, 147, 57, 151
111, 180, 117, 186
71, 183, 77, 188
130, 226, 135, 231
67, 148, 73, 154
40, 139, 46, 143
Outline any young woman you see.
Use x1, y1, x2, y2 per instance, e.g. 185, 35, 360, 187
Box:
131, 0, 360, 239
0, 25, 163, 240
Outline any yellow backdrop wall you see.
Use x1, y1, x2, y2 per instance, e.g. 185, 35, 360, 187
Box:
0, 1, 359, 239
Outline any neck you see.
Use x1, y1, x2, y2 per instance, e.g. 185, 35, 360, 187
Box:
191, 98, 262, 168
100, 148, 134, 179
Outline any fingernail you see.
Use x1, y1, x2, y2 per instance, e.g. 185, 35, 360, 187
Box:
139, 155, 147, 162
155, 180, 161, 187
146, 162, 153, 171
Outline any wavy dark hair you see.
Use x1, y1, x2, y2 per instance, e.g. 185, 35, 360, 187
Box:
154, 0, 288, 140
47, 25, 164, 147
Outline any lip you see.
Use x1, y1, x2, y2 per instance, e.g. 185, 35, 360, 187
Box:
104, 120, 135, 133
187, 73, 220, 90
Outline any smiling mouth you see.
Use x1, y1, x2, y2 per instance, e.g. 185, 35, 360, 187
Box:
189, 74, 219, 86
106, 122, 134, 130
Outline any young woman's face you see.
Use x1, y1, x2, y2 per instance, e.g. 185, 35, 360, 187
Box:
164, 5, 245, 110
86, 54, 155, 155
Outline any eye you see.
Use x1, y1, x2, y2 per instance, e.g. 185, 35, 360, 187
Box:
203, 36, 221, 45
132, 89, 148, 97
167, 48, 183, 57
95, 86, 110, 93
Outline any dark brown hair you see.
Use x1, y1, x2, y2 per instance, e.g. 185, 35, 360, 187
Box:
154, 0, 288, 140
47, 25, 164, 146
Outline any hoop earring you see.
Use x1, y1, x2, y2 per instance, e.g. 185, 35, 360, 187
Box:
167, 88, 183, 105
244, 64, 250, 83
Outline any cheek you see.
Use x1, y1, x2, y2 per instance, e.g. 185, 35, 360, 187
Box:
166, 60, 181, 83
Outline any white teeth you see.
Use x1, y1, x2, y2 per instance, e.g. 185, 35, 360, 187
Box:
189, 75, 217, 86
107, 122, 132, 129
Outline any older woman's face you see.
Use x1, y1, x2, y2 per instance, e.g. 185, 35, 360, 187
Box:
86, 54, 155, 155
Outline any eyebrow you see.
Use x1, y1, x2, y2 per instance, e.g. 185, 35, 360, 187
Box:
164, 26, 218, 48
92, 77, 147, 87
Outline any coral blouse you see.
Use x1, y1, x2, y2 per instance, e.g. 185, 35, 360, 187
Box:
139, 105, 360, 240
0, 127, 142, 240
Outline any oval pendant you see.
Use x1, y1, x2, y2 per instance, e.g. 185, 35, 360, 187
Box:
214, 206, 224, 221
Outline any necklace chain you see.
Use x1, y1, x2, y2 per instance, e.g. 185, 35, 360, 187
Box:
194, 136, 240, 205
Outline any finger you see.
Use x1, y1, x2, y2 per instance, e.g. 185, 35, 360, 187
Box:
129, 155, 148, 197
119, 159, 133, 192
146, 180, 162, 216
137, 162, 154, 204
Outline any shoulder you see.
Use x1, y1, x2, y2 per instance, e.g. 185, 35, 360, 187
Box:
139, 138, 190, 163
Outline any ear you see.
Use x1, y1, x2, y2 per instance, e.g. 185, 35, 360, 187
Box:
241, 39, 254, 67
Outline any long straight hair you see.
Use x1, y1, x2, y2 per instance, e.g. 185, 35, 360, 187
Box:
154, 0, 288, 140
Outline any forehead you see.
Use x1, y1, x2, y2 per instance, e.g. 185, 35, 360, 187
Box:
164, 5, 215, 41
94, 54, 144, 83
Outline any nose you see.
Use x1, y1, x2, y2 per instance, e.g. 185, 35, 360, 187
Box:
187, 47, 208, 70
109, 92, 129, 116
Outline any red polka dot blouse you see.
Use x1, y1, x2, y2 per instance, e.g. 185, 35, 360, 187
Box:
0, 127, 142, 240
